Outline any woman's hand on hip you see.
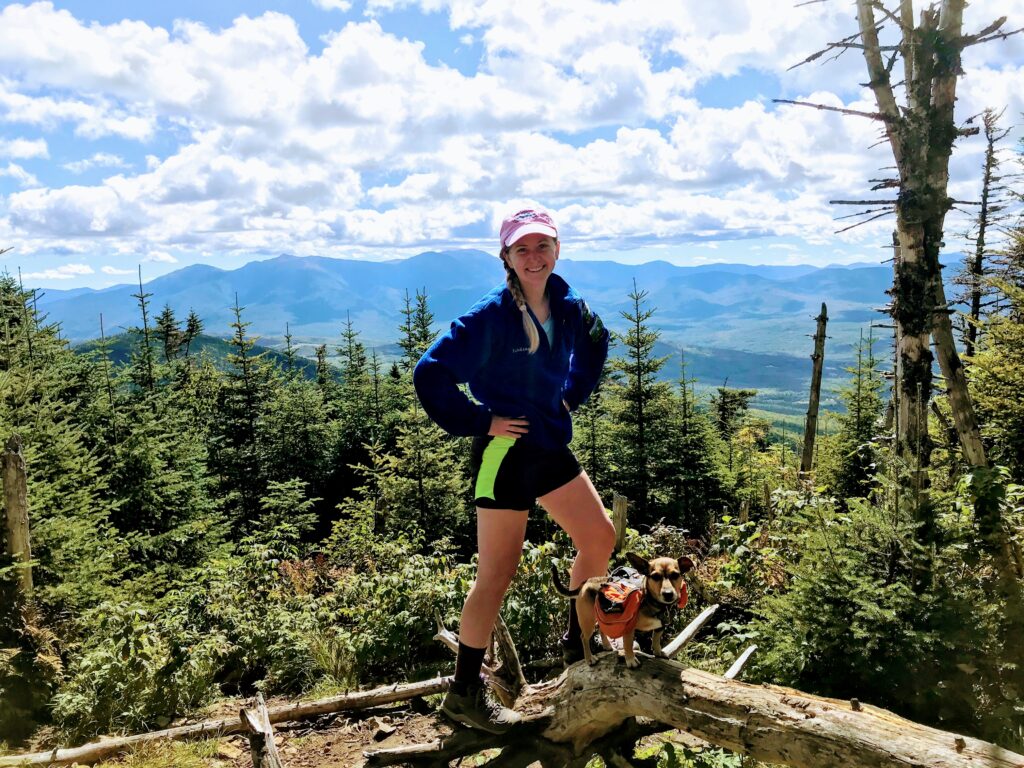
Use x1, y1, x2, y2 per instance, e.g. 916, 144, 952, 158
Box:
489, 415, 529, 438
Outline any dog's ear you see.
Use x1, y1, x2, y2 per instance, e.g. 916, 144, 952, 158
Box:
626, 551, 650, 574
678, 556, 696, 574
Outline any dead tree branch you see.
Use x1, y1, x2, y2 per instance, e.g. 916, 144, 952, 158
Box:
772, 99, 891, 122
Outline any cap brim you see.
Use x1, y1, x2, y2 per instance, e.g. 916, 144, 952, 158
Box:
504, 223, 558, 248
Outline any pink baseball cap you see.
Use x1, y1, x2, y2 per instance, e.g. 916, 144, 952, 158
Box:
499, 208, 558, 249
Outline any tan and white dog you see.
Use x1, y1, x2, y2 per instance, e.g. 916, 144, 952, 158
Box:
552, 552, 694, 668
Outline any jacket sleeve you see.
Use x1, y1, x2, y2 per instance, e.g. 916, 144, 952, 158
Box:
413, 306, 495, 437
562, 299, 609, 411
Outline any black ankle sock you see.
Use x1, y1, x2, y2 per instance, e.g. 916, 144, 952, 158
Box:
452, 642, 486, 694
565, 598, 582, 647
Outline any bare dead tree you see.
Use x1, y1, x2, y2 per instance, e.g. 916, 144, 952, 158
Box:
800, 303, 828, 475
954, 108, 1013, 359
784, 2, 1022, 551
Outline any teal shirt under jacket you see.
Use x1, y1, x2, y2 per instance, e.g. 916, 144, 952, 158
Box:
413, 274, 609, 450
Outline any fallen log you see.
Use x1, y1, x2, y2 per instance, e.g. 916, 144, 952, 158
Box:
0, 676, 448, 767
366, 655, 1024, 768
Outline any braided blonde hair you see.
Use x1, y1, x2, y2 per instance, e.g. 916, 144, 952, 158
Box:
501, 250, 541, 354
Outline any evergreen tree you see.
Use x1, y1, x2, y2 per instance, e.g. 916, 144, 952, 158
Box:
667, 350, 725, 536
257, 373, 335, 535
819, 329, 886, 500
282, 323, 297, 378
710, 386, 757, 474
396, 288, 437, 406
314, 344, 339, 410
104, 386, 224, 595
182, 310, 203, 358
128, 267, 156, 394
970, 238, 1024, 482
209, 296, 275, 532
154, 304, 183, 363
334, 314, 374, 494
608, 281, 675, 526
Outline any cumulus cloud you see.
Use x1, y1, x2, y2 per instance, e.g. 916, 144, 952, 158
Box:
0, 136, 47, 158
22, 262, 93, 280
63, 152, 130, 173
0, 161, 40, 187
101, 265, 135, 274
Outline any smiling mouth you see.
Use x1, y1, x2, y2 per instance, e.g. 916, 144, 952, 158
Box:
525, 266, 546, 273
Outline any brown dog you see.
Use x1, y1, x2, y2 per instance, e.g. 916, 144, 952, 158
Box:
552, 552, 695, 668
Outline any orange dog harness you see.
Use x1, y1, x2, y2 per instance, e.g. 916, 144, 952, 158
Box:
595, 577, 688, 638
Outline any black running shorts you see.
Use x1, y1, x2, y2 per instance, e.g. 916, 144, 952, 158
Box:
469, 436, 582, 511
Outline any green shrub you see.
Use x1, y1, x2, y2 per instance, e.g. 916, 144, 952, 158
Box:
51, 603, 221, 739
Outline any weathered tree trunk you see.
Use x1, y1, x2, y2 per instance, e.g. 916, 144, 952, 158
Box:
889, 230, 935, 536
855, 0, 988, 543
241, 693, 286, 768
2, 434, 33, 599
368, 659, 1024, 768
800, 303, 828, 474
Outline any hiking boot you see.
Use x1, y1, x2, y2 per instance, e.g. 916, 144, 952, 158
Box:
441, 684, 522, 734
560, 633, 605, 667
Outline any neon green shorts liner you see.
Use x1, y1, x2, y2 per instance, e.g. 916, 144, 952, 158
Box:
470, 436, 582, 511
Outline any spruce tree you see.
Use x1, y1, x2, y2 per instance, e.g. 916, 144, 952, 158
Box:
209, 296, 275, 532
971, 231, 1024, 482
154, 304, 183, 363
819, 329, 885, 501
334, 314, 374, 497
257, 372, 334, 536
128, 267, 156, 394
182, 310, 203, 358
710, 386, 757, 474
608, 281, 674, 526
668, 351, 725, 536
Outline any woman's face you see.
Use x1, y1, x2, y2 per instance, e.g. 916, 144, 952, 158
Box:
504, 233, 559, 292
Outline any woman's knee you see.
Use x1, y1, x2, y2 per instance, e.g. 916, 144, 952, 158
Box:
470, 562, 519, 601
577, 515, 616, 558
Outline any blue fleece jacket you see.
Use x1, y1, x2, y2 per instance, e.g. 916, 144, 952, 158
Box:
414, 273, 609, 450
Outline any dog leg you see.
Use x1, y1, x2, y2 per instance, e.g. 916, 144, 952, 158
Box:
599, 631, 612, 652
576, 601, 600, 666
622, 629, 641, 668
652, 629, 666, 658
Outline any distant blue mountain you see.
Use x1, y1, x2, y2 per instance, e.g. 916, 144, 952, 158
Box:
37, 250, 898, 371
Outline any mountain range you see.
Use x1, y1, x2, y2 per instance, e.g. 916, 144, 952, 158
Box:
36, 250, 902, 406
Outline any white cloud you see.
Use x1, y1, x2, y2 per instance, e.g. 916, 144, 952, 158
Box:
63, 152, 130, 173
101, 265, 135, 275
0, 137, 48, 158
22, 262, 94, 280
145, 250, 178, 263
312, 0, 352, 11
0, 162, 40, 187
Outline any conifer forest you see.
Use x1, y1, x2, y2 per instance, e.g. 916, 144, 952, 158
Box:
2, 3, 1024, 768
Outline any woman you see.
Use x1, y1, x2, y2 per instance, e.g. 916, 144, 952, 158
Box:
414, 208, 613, 733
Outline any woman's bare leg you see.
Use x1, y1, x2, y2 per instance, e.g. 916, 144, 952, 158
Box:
458, 507, 529, 648
539, 470, 615, 588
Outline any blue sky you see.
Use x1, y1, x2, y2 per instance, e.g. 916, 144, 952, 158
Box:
0, 0, 1021, 288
